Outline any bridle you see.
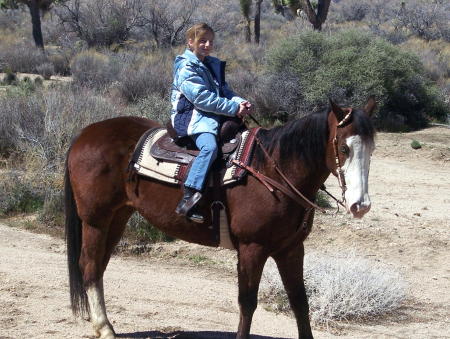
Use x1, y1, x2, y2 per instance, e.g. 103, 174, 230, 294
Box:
234, 109, 353, 214
330, 108, 353, 209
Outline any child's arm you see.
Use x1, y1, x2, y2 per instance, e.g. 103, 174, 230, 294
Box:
178, 64, 240, 117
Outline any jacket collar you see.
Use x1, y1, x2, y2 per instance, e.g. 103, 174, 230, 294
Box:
181, 49, 220, 67
179, 49, 225, 84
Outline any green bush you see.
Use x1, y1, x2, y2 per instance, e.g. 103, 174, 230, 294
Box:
0, 172, 45, 216
126, 212, 172, 243
4, 69, 17, 85
411, 140, 422, 149
265, 29, 449, 130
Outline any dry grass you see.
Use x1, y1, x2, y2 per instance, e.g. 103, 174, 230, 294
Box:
260, 252, 407, 327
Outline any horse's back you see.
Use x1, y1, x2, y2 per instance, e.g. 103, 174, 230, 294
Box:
77, 116, 159, 144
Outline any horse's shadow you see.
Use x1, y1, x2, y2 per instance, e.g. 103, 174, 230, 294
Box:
117, 330, 291, 339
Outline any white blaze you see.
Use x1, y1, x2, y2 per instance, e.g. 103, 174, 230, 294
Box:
342, 135, 374, 218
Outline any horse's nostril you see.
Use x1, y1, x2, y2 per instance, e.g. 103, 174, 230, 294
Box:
350, 202, 371, 217
350, 203, 359, 215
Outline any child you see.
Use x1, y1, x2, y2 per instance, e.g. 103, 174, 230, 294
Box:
170, 23, 253, 223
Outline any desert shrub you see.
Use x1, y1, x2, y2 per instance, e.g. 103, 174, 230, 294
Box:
265, 29, 449, 130
0, 86, 123, 168
126, 212, 172, 243
38, 190, 65, 227
135, 0, 198, 48
34, 76, 43, 87
0, 40, 47, 73
410, 140, 422, 149
332, 0, 370, 22
260, 252, 407, 326
316, 190, 331, 208
0, 90, 41, 153
194, 0, 241, 41
397, 0, 450, 42
3, 69, 17, 85
0, 8, 24, 30
55, 0, 143, 48
48, 52, 72, 76
115, 55, 171, 102
220, 41, 266, 71
70, 50, 119, 88
253, 71, 305, 122
400, 39, 450, 84
126, 94, 171, 123
36, 62, 55, 80
0, 171, 45, 216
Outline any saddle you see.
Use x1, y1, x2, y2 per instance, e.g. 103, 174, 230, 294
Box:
150, 119, 245, 165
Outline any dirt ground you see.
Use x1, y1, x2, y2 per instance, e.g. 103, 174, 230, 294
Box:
0, 126, 449, 339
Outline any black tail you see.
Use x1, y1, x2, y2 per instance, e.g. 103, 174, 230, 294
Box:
65, 149, 89, 317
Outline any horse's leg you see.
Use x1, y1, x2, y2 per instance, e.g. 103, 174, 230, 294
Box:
236, 242, 268, 339
80, 218, 116, 339
82, 207, 133, 339
102, 206, 134, 269
273, 243, 313, 339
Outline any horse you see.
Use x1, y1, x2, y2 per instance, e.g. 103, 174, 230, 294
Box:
65, 98, 376, 339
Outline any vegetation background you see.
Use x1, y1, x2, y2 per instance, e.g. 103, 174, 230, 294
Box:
0, 0, 449, 330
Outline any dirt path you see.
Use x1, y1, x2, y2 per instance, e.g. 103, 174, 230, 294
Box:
0, 127, 449, 339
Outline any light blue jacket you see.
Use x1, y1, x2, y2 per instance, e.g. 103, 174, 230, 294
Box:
170, 49, 245, 137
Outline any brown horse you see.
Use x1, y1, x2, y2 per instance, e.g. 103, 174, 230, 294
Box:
65, 99, 376, 339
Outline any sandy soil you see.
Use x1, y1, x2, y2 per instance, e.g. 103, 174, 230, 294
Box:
0, 126, 449, 339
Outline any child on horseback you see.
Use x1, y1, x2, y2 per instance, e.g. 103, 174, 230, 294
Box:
171, 23, 253, 223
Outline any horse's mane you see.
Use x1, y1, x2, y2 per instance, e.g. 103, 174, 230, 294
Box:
253, 107, 375, 170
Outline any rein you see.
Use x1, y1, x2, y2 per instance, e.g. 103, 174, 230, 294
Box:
235, 111, 352, 214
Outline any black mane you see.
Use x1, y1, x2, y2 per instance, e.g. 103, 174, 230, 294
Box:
253, 108, 375, 170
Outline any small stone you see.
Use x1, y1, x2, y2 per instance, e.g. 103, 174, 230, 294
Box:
414, 213, 421, 217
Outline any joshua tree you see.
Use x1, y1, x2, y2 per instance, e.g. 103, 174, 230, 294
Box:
239, 0, 264, 44
240, 0, 252, 42
273, 0, 331, 30
254, 0, 263, 44
0, 0, 56, 49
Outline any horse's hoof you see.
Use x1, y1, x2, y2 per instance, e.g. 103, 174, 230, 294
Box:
95, 324, 116, 339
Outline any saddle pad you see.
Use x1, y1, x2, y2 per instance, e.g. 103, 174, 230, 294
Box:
131, 128, 258, 186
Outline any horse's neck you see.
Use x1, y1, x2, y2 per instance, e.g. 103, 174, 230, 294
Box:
269, 149, 330, 196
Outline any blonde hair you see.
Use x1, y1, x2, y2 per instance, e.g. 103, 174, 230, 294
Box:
186, 23, 214, 44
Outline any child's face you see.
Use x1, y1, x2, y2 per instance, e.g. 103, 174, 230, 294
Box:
188, 31, 214, 61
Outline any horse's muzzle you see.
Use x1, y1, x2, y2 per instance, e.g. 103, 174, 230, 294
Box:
349, 201, 371, 219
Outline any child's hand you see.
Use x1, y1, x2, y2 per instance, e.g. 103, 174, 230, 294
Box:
237, 101, 254, 118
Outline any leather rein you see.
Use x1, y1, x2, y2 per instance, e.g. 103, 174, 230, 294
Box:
233, 110, 353, 214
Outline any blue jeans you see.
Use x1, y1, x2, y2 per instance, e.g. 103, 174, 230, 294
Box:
184, 133, 218, 191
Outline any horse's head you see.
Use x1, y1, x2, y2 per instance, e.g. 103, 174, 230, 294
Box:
326, 98, 376, 218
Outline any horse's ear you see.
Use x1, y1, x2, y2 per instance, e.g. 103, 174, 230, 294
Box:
364, 96, 377, 117
329, 98, 345, 122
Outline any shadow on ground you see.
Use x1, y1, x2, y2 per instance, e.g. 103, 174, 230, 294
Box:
117, 331, 290, 339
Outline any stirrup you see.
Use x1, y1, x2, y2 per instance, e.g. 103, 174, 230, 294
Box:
187, 208, 204, 224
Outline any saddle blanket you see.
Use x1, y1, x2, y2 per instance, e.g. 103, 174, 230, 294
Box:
131, 128, 258, 186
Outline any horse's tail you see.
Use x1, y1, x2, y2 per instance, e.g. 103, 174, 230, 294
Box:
64, 146, 89, 318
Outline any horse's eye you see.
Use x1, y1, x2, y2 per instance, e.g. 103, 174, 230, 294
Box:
340, 145, 349, 155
